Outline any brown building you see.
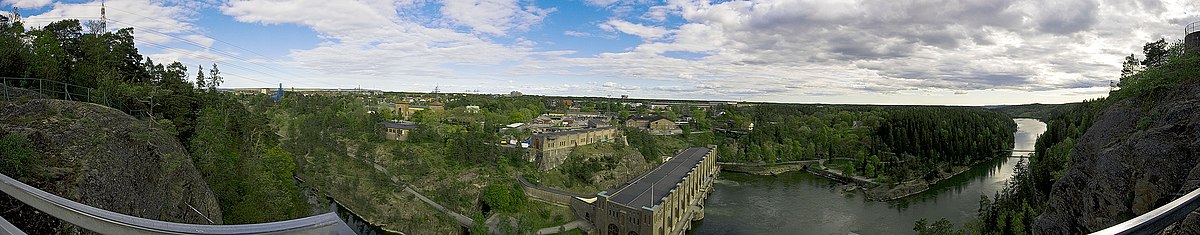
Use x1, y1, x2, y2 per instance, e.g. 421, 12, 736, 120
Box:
531, 126, 619, 170
394, 102, 412, 119
429, 102, 444, 112
570, 147, 719, 235
626, 116, 680, 135
382, 122, 417, 141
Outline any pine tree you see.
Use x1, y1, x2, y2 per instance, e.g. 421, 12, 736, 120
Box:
195, 64, 206, 91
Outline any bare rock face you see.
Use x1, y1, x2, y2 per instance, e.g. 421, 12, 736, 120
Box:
0, 99, 222, 233
1032, 79, 1200, 234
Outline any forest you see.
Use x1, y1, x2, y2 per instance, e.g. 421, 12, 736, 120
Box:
703, 104, 1015, 183
917, 38, 1200, 235
1, 17, 308, 223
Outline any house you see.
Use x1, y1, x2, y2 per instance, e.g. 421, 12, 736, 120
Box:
508, 91, 524, 97
429, 102, 445, 112
394, 101, 443, 120
625, 116, 681, 135
465, 105, 481, 113
382, 122, 417, 141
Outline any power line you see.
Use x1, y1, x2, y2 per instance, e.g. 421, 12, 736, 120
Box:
106, 19, 345, 88
98, 7, 347, 88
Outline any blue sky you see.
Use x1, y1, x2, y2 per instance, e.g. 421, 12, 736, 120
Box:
5, 0, 1199, 105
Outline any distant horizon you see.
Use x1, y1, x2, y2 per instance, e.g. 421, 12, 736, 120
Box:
227, 85, 1091, 107
9, 0, 1190, 105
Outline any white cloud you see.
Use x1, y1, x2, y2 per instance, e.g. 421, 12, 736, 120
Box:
23, 0, 197, 44
440, 0, 553, 35
584, 0, 619, 7
2, 0, 52, 9
599, 19, 672, 41
500, 0, 1200, 102
563, 30, 589, 37
184, 34, 214, 48
219, 0, 541, 88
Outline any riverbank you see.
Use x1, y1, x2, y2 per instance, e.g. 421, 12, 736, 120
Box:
719, 156, 1003, 201
718, 161, 819, 175
862, 163, 976, 201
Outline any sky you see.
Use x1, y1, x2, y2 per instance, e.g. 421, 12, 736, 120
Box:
4, 0, 1199, 105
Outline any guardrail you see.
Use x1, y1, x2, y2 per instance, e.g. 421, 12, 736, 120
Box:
1091, 186, 1200, 235
1187, 21, 1200, 35
0, 77, 111, 106
0, 173, 355, 235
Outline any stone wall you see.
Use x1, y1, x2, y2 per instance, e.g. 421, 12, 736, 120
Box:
531, 127, 618, 170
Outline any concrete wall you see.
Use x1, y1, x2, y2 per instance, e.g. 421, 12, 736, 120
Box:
1187, 31, 1200, 54
531, 127, 618, 170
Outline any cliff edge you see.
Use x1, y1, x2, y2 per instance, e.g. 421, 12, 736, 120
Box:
0, 98, 223, 233
1032, 77, 1200, 234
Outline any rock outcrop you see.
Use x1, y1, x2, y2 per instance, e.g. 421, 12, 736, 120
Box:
0, 99, 222, 233
1033, 78, 1200, 234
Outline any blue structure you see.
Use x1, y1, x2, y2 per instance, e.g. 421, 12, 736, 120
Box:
271, 83, 284, 102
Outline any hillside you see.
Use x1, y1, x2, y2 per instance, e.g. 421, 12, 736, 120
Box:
0, 98, 222, 233
1030, 54, 1200, 232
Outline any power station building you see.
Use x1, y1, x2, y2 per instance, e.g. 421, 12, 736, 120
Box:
568, 147, 719, 235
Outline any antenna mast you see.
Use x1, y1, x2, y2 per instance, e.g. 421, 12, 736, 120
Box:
100, 0, 107, 32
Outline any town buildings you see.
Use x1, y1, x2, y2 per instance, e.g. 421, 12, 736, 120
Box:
625, 116, 681, 135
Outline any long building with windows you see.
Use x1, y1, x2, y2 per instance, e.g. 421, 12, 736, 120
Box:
530, 126, 619, 170
568, 147, 719, 235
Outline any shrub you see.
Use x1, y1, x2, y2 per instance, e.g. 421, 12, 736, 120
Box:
0, 133, 40, 179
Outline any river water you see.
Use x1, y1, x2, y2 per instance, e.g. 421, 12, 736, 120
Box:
691, 118, 1047, 234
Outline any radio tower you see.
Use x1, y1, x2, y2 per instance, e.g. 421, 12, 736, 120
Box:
99, 0, 107, 32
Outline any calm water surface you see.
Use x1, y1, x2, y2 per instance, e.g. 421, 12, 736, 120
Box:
692, 118, 1046, 234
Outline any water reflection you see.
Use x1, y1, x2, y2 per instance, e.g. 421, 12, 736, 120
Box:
692, 119, 1046, 234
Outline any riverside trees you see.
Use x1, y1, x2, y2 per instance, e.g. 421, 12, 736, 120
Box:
711, 104, 1015, 183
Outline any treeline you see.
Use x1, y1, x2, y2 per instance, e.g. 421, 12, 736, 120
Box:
924, 38, 1200, 235
1, 16, 307, 224
711, 104, 1014, 183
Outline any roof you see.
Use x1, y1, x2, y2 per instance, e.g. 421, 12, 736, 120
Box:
533, 126, 615, 138
382, 122, 417, 130
607, 147, 712, 209
587, 119, 609, 126
629, 115, 668, 122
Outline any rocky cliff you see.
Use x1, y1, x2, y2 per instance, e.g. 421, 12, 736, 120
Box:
1032, 78, 1200, 234
0, 98, 222, 233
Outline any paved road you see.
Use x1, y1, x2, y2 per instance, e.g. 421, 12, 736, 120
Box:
536, 220, 593, 235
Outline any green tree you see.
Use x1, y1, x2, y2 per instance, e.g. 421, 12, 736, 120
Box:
1142, 38, 1169, 68
482, 183, 527, 213
207, 63, 222, 91
195, 64, 206, 90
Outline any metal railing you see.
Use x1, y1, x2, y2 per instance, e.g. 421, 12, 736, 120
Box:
0, 173, 354, 235
1187, 21, 1200, 35
0, 77, 111, 106
1091, 186, 1200, 235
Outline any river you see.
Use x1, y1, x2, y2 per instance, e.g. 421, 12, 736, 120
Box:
691, 118, 1047, 234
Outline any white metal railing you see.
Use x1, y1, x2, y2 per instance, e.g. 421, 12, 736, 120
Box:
1091, 186, 1200, 235
1187, 21, 1200, 35
0, 173, 354, 235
